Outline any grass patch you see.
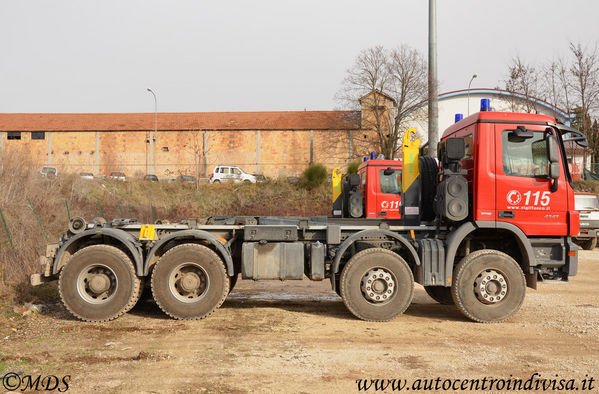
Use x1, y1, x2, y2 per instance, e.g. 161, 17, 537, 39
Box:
0, 152, 331, 301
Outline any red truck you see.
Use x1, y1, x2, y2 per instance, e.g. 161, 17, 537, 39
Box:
31, 105, 587, 324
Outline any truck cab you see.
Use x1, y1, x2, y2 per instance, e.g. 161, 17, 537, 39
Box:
441, 111, 578, 237
357, 160, 403, 219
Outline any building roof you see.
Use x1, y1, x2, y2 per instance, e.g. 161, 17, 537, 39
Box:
402, 88, 570, 120
359, 90, 397, 106
0, 110, 361, 132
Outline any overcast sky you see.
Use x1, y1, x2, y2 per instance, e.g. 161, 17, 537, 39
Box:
0, 0, 597, 114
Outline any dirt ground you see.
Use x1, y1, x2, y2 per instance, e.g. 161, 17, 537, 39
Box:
1, 251, 598, 393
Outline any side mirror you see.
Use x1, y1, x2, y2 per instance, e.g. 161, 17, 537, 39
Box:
383, 167, 394, 176
547, 135, 560, 163
549, 162, 560, 179
547, 135, 560, 192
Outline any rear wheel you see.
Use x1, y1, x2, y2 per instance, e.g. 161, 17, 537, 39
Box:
340, 248, 414, 321
424, 286, 454, 305
213, 180, 220, 184
151, 244, 229, 320
58, 245, 141, 322
451, 249, 525, 323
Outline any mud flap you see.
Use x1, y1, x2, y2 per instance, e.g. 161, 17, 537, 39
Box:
525, 270, 537, 290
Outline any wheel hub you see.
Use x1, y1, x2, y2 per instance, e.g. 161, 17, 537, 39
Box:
77, 265, 118, 304
361, 268, 395, 303
179, 272, 201, 292
170, 263, 209, 303
88, 274, 111, 294
474, 269, 508, 304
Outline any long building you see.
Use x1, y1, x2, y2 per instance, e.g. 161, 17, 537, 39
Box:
0, 109, 374, 178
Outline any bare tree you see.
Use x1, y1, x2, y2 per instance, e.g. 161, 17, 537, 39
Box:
504, 56, 540, 113
336, 45, 428, 159
557, 57, 573, 113
569, 42, 599, 133
568, 41, 599, 163
183, 130, 210, 181
539, 57, 573, 119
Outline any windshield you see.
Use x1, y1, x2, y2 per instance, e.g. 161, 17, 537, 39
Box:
575, 194, 599, 210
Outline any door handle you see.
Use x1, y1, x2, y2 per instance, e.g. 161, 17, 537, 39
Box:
498, 211, 514, 219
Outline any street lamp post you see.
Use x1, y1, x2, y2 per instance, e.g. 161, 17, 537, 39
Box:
467, 74, 477, 116
147, 88, 158, 175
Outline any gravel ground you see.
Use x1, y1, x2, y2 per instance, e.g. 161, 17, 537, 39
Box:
1, 250, 598, 393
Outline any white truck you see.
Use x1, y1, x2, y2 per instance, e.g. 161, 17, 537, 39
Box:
573, 192, 599, 249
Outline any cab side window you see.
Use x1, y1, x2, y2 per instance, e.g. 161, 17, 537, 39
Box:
464, 134, 473, 159
501, 130, 550, 178
379, 169, 402, 194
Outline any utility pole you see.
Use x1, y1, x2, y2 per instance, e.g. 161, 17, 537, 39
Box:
428, 0, 438, 158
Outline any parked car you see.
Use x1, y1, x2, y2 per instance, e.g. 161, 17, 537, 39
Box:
40, 166, 57, 179
178, 175, 197, 184
573, 192, 599, 250
209, 166, 256, 184
79, 172, 94, 180
109, 171, 126, 181
144, 174, 159, 183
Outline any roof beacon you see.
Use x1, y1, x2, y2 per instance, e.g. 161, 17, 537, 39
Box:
455, 114, 464, 123
480, 98, 491, 112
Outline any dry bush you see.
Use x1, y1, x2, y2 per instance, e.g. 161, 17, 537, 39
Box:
0, 154, 331, 301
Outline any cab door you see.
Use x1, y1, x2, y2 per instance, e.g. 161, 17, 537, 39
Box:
374, 168, 402, 219
495, 125, 568, 236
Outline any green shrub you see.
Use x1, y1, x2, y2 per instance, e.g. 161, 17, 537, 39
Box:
346, 161, 362, 175
300, 164, 328, 188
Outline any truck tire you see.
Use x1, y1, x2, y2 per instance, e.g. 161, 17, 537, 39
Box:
151, 243, 229, 320
58, 245, 141, 322
424, 286, 454, 305
574, 237, 597, 250
451, 249, 526, 323
340, 248, 414, 322
419, 156, 438, 221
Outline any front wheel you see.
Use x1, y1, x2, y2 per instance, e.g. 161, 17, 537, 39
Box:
340, 248, 414, 322
151, 243, 229, 320
451, 249, 526, 323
